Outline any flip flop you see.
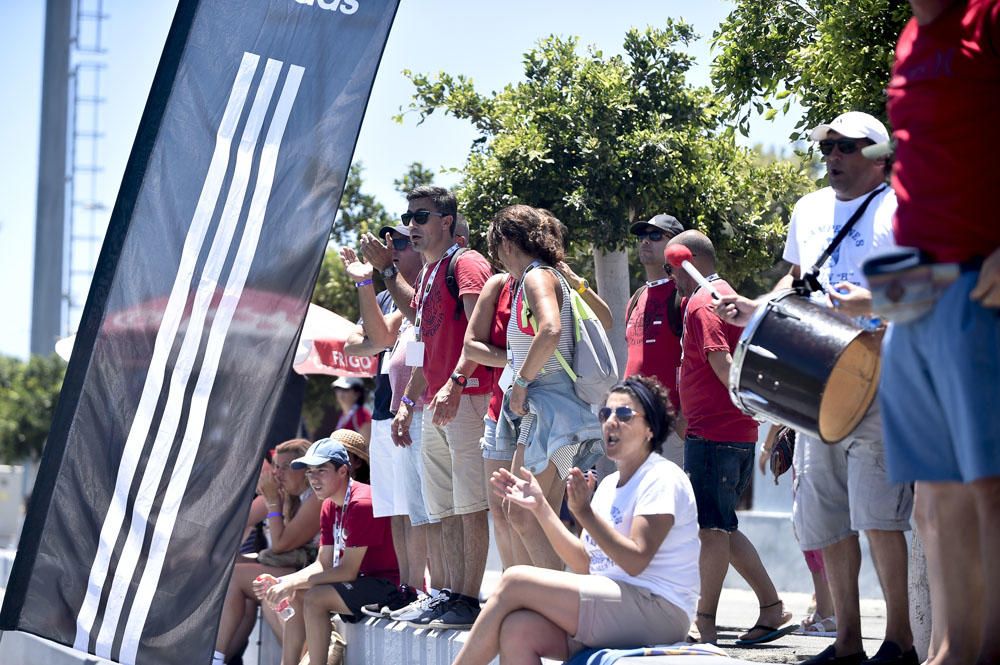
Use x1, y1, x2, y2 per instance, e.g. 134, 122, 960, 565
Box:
734, 622, 797, 646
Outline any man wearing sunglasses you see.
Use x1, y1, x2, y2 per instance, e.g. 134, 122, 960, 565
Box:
389, 185, 494, 630
624, 213, 686, 466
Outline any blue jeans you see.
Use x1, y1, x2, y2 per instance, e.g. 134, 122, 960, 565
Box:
684, 437, 754, 531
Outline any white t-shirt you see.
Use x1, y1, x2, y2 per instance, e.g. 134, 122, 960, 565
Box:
581, 453, 700, 619
783, 185, 898, 297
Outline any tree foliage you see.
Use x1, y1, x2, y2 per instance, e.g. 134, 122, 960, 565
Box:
711, 0, 911, 137
0, 354, 66, 462
397, 24, 812, 290
331, 162, 394, 245
393, 161, 436, 197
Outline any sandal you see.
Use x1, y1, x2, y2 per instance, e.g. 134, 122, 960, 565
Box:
734, 600, 796, 646
796, 612, 838, 637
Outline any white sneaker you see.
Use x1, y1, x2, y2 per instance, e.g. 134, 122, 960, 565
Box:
389, 591, 443, 622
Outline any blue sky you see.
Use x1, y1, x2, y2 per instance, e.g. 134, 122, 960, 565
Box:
0, 1, 800, 359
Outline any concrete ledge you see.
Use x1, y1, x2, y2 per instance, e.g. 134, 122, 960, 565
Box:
0, 630, 115, 665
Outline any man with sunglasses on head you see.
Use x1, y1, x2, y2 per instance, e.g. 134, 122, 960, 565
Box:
717, 112, 915, 665
389, 185, 494, 630
624, 213, 686, 466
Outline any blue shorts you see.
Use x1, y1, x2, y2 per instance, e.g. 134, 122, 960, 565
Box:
480, 415, 514, 462
880, 270, 1000, 483
684, 437, 754, 531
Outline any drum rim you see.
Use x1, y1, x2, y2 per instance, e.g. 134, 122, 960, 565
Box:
728, 289, 796, 413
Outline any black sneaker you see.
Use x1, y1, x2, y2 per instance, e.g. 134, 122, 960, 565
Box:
862, 642, 918, 665
803, 645, 868, 665
425, 595, 481, 631
405, 590, 454, 628
361, 584, 419, 619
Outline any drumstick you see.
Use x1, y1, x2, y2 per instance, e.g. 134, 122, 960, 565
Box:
664, 244, 722, 301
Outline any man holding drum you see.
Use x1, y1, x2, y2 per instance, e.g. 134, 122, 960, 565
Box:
718, 112, 916, 665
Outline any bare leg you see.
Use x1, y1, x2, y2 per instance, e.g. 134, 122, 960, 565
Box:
279, 591, 306, 665
730, 528, 787, 638
441, 514, 466, 593
694, 529, 730, 644
406, 521, 429, 589
453, 565, 582, 665
810, 562, 835, 620
215, 561, 293, 656
484, 458, 515, 569
461, 510, 490, 598
499, 609, 572, 664
972, 477, 1000, 665
303, 586, 350, 665
917, 481, 982, 665
506, 447, 564, 570
390, 516, 409, 586
226, 599, 258, 661
866, 529, 912, 650
823, 535, 864, 657
425, 520, 447, 590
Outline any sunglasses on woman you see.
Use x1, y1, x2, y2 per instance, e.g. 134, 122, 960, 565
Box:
818, 138, 865, 156
597, 405, 641, 423
400, 209, 448, 226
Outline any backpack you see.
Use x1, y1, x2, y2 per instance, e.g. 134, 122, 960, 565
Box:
625, 283, 684, 338
445, 247, 470, 319
521, 268, 619, 405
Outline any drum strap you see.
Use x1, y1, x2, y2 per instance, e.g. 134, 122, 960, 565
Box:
796, 185, 887, 295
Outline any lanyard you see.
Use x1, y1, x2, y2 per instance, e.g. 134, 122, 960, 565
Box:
332, 478, 352, 568
414, 243, 459, 340
646, 277, 671, 289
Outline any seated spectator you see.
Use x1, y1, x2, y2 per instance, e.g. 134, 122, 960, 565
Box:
332, 376, 372, 444
213, 439, 321, 663
337, 426, 371, 485
263, 431, 401, 665
453, 376, 700, 664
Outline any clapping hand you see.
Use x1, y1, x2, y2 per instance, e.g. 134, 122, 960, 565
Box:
565, 468, 594, 519
339, 246, 373, 283
491, 466, 545, 513
359, 232, 394, 272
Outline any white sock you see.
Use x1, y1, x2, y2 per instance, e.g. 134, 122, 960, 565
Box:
212, 650, 225, 665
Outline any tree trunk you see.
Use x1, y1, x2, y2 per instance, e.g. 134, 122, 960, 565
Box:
591, 246, 630, 376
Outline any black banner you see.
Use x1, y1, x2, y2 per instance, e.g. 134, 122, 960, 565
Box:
0, 1, 399, 663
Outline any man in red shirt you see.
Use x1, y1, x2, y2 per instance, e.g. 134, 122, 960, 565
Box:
262, 432, 400, 665
669, 231, 792, 647
624, 213, 685, 466
879, 1, 1000, 662
390, 186, 493, 630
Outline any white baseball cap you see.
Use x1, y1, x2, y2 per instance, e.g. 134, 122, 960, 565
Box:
810, 111, 889, 144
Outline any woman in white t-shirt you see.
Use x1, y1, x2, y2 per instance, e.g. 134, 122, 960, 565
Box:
453, 376, 701, 664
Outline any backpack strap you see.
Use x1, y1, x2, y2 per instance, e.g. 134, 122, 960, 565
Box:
665, 288, 684, 338
516, 268, 579, 383
445, 247, 470, 319
625, 284, 648, 324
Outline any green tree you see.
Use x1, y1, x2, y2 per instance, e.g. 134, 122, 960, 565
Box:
393, 161, 436, 197
398, 23, 812, 351
0, 354, 67, 462
331, 162, 394, 245
711, 0, 911, 137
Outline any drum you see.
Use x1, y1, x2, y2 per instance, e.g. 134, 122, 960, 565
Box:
729, 290, 881, 444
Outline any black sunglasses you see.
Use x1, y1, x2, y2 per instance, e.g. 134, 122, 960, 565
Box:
401, 209, 448, 226
635, 229, 666, 242
598, 405, 641, 423
390, 236, 411, 251
818, 138, 865, 156
663, 264, 673, 276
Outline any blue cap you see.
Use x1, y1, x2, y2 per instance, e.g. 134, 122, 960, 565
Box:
291, 437, 350, 469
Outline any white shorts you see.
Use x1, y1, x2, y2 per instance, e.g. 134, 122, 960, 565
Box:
369, 418, 399, 518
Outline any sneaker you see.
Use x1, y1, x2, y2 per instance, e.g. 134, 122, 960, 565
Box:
361, 584, 418, 618
425, 595, 481, 631
405, 591, 455, 628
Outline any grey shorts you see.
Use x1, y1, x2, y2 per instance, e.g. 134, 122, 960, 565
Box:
792, 402, 913, 551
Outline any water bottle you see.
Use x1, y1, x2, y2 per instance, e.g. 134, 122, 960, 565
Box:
274, 597, 296, 621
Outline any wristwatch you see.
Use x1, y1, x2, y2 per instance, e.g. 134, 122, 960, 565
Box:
381, 265, 399, 279
450, 372, 468, 387
576, 278, 589, 294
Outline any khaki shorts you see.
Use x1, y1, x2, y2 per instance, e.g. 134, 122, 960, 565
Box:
421, 393, 488, 520
792, 401, 913, 551
568, 576, 691, 654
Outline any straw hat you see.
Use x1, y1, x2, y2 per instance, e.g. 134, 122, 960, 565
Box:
329, 428, 368, 464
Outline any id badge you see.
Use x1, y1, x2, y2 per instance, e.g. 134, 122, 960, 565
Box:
498, 364, 514, 392
405, 340, 425, 367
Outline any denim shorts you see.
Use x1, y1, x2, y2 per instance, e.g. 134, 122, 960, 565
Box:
880, 271, 1000, 483
480, 415, 514, 462
684, 437, 754, 532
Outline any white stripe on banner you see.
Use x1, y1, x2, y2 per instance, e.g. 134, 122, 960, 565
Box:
73, 51, 261, 654
119, 63, 304, 665
91, 57, 284, 660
